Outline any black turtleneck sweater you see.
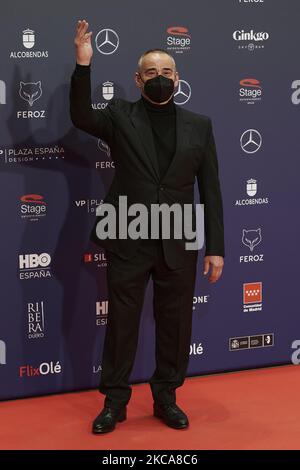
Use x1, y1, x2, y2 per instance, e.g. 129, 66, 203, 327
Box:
141, 94, 176, 181
141, 94, 176, 238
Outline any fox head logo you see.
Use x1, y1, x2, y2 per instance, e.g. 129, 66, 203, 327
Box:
242, 228, 262, 252
19, 81, 42, 107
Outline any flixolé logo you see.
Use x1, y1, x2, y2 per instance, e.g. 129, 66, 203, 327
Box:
166, 26, 191, 54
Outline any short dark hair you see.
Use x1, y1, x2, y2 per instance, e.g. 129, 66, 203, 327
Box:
137, 48, 176, 72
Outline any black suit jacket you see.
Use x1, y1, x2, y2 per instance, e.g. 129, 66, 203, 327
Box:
69, 65, 225, 269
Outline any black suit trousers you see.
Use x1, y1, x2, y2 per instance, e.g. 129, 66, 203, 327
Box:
99, 237, 199, 409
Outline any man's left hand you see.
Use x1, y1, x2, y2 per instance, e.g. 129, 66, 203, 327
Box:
203, 256, 224, 283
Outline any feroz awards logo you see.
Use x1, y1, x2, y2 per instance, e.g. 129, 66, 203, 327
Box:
19, 81, 42, 107
238, 0, 265, 5
97, 139, 111, 158
17, 80, 46, 120
240, 228, 264, 264
242, 228, 262, 252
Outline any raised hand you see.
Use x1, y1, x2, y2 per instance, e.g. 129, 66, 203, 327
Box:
74, 19, 93, 66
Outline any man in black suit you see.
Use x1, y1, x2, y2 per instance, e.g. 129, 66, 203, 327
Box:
70, 19, 225, 434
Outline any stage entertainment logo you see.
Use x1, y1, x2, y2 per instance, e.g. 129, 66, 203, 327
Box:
166, 26, 191, 54
239, 78, 262, 104
20, 194, 47, 221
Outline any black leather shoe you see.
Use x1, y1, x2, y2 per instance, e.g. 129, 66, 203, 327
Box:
92, 405, 127, 434
153, 402, 189, 429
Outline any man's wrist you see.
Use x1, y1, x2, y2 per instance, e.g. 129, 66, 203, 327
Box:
76, 61, 91, 67
74, 61, 91, 77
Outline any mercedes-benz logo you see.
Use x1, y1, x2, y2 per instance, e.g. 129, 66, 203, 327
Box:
174, 79, 191, 105
95, 28, 119, 55
240, 129, 262, 154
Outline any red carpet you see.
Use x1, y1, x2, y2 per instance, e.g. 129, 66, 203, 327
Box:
0, 364, 299, 450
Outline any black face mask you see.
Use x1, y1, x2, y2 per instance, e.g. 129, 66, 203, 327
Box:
141, 74, 175, 103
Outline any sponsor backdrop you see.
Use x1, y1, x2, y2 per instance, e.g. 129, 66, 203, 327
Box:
0, 0, 299, 400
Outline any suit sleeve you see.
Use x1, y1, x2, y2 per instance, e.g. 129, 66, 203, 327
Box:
197, 118, 225, 258
69, 62, 114, 144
